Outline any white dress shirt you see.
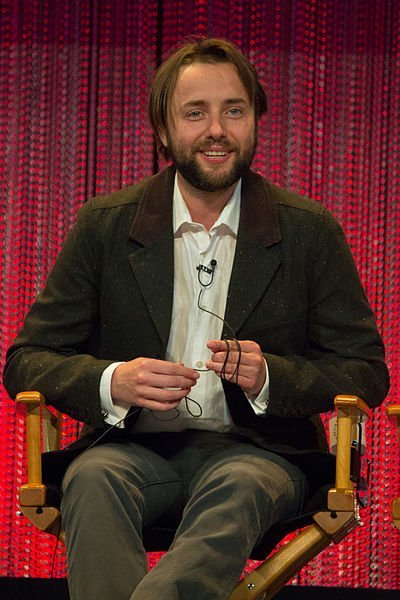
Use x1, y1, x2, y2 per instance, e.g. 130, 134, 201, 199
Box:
100, 176, 269, 430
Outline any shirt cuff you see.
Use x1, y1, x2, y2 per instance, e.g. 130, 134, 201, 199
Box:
100, 362, 130, 427
246, 358, 270, 415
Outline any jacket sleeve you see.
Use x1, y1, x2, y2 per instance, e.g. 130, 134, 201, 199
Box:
264, 208, 390, 418
3, 201, 113, 428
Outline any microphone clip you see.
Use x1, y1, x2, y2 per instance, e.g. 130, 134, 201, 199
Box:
196, 259, 217, 288
196, 264, 213, 274
196, 259, 217, 275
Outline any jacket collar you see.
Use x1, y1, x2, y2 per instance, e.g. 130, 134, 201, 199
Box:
129, 165, 281, 248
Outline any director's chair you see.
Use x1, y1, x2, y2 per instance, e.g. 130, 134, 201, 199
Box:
16, 391, 370, 599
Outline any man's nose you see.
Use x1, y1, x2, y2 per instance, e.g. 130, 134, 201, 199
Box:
206, 115, 226, 139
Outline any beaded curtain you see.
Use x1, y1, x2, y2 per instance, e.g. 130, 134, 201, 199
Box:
0, 0, 399, 590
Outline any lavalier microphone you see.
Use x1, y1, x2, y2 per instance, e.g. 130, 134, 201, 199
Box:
196, 259, 217, 275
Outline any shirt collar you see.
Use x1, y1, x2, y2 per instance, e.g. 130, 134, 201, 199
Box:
173, 173, 241, 237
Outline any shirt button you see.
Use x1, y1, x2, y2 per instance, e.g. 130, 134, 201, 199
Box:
196, 360, 204, 369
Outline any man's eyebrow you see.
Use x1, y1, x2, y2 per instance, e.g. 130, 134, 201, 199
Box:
181, 100, 207, 109
181, 97, 249, 109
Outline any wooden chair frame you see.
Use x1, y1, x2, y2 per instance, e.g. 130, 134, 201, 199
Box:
16, 391, 371, 600
386, 405, 400, 530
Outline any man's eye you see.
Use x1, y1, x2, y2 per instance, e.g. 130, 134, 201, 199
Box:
228, 107, 242, 117
187, 111, 203, 119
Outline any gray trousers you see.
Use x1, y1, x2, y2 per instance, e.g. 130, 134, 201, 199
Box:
61, 430, 308, 600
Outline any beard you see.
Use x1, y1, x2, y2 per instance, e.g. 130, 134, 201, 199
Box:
167, 136, 256, 192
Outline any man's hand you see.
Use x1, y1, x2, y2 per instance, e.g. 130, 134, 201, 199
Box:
206, 340, 266, 398
111, 358, 199, 412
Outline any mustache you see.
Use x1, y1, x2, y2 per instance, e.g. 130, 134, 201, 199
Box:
193, 140, 239, 153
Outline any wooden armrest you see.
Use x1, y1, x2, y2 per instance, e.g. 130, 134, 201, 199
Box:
328, 395, 370, 512
387, 405, 400, 432
16, 391, 62, 487
16, 392, 65, 540
386, 406, 400, 529
16, 390, 47, 406
334, 394, 371, 418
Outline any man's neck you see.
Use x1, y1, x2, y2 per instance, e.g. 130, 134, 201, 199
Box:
176, 172, 238, 231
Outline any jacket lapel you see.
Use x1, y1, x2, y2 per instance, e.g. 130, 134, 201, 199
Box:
224, 170, 282, 337
126, 166, 283, 345
127, 167, 176, 351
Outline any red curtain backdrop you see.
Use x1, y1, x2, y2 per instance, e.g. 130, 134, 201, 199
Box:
1, 0, 399, 589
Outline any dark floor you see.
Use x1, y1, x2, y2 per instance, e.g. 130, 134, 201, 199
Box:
0, 579, 399, 600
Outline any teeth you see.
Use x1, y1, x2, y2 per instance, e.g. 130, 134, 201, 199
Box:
204, 151, 227, 157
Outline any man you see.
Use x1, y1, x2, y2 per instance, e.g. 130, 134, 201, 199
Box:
4, 38, 389, 599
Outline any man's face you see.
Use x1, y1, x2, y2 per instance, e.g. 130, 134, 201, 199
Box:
160, 62, 256, 192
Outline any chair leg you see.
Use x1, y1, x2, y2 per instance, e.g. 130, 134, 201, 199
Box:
229, 510, 359, 600
229, 524, 330, 600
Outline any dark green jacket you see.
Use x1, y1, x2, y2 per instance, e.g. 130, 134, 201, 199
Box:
4, 166, 389, 463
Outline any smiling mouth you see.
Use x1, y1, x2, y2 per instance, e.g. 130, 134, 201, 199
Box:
203, 150, 228, 158
199, 149, 235, 163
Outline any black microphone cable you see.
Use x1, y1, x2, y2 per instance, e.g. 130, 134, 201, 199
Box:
151, 258, 242, 421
